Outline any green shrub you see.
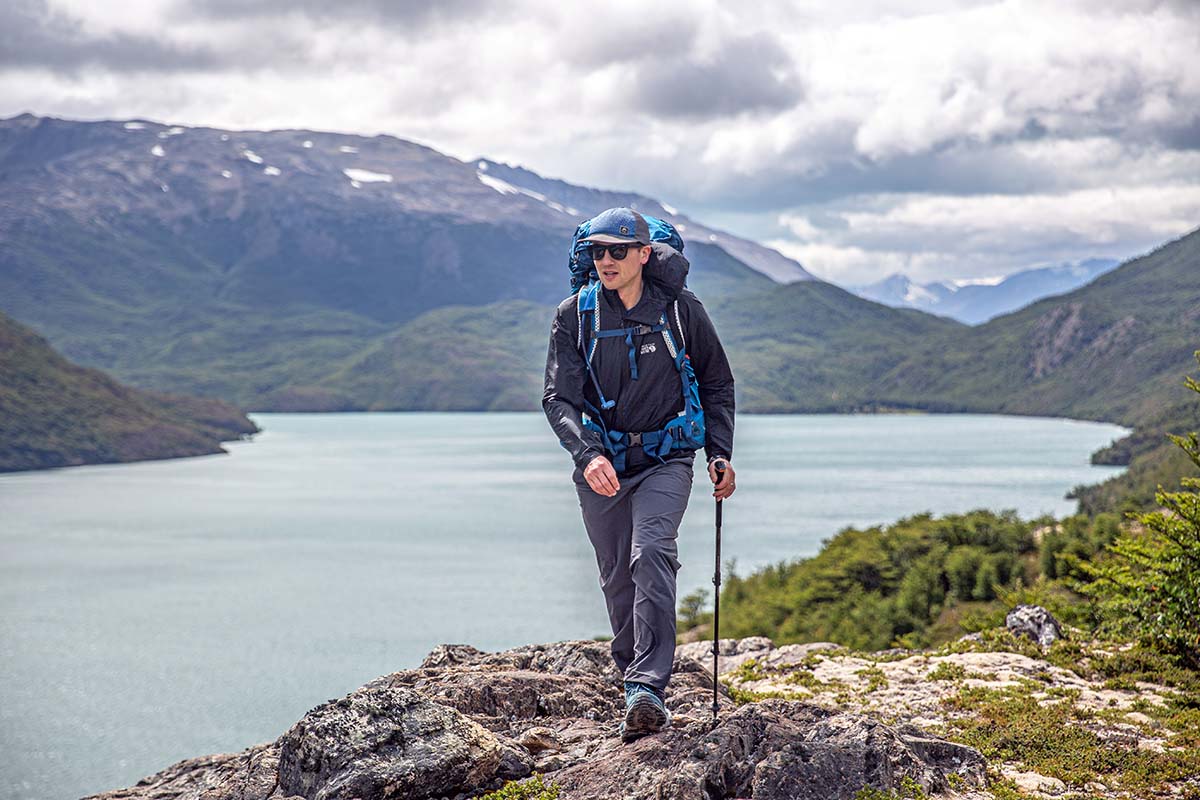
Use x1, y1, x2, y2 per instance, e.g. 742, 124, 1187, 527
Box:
853, 776, 927, 799
479, 773, 561, 800
928, 661, 968, 682
1080, 351, 1200, 669
945, 546, 987, 600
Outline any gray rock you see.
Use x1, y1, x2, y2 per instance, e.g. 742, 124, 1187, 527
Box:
276, 685, 502, 800
79, 745, 286, 800
550, 700, 986, 800
1006, 604, 1064, 647
517, 726, 562, 755
675, 636, 775, 663
86, 638, 987, 800
420, 643, 485, 669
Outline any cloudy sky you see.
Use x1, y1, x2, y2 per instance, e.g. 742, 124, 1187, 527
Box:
2, 0, 1198, 284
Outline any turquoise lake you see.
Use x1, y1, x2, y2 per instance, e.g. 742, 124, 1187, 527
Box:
0, 411, 1128, 800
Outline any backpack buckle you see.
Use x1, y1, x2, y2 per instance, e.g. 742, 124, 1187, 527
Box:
628, 432, 643, 447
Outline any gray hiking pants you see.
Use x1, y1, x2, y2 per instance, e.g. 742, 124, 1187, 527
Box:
573, 456, 695, 693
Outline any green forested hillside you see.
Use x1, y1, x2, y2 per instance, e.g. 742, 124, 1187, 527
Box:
310, 301, 553, 412
265, 281, 963, 414
703, 509, 1098, 651
709, 280, 966, 412
0, 311, 258, 472
873, 228, 1200, 426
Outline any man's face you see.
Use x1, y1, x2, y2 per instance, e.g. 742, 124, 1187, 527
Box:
592, 242, 650, 296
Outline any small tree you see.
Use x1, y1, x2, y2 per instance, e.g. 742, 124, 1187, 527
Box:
1081, 350, 1200, 668
678, 587, 710, 631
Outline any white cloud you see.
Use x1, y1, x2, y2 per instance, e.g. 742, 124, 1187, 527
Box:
776, 183, 1200, 283
0, 0, 1195, 282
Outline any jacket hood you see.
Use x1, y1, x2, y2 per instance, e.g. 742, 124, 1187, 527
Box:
645, 242, 689, 298
628, 242, 689, 322
597, 242, 690, 324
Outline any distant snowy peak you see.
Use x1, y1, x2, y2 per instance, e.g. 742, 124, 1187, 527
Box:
864, 273, 955, 306
472, 158, 815, 284
848, 259, 1121, 325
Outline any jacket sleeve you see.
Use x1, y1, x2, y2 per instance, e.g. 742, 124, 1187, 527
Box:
685, 296, 735, 462
542, 303, 606, 470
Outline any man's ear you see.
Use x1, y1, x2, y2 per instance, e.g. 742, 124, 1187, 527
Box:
639, 245, 652, 265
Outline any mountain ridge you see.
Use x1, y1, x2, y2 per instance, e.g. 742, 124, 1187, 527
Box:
474, 158, 816, 284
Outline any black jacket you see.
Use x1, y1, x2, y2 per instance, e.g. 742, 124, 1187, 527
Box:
542, 243, 735, 476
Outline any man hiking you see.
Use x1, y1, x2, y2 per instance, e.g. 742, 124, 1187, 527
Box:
543, 206, 736, 742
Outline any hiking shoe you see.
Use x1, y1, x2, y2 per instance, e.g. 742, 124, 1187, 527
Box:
619, 682, 670, 742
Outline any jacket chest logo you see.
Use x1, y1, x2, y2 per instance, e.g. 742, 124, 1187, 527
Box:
640, 342, 656, 355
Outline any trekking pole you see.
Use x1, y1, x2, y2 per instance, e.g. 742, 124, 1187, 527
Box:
711, 461, 726, 728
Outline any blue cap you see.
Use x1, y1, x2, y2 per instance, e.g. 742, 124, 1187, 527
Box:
580, 207, 650, 245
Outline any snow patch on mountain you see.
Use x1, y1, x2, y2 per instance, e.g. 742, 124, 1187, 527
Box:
476, 171, 578, 215
952, 276, 1005, 287
343, 168, 392, 183
477, 172, 523, 196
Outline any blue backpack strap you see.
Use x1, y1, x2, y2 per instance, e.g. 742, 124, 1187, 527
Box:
593, 321, 664, 381
657, 301, 706, 456
577, 283, 614, 410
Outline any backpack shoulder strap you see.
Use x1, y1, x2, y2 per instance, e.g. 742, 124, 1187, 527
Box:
575, 283, 617, 410
660, 299, 686, 360
578, 283, 604, 362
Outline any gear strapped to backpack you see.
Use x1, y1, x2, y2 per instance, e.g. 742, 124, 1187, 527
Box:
568, 213, 706, 472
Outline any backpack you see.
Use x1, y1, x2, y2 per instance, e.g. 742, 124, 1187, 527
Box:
567, 213, 706, 472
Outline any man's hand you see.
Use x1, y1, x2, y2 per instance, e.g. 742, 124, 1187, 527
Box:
584, 455, 620, 497
708, 459, 736, 501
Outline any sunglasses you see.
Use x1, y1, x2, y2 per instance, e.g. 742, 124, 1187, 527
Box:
589, 242, 643, 262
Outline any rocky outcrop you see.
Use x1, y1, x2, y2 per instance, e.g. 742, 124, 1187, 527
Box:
1005, 604, 1063, 647
714, 636, 1185, 800
85, 639, 988, 800
1028, 301, 1084, 378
